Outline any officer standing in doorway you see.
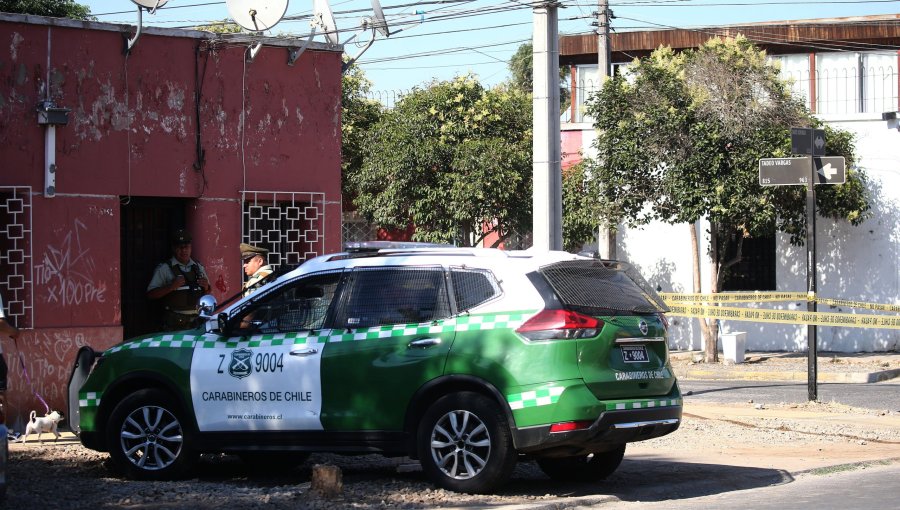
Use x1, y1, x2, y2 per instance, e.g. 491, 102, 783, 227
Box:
147, 230, 210, 331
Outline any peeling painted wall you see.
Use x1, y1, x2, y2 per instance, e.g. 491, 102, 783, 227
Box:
0, 14, 343, 425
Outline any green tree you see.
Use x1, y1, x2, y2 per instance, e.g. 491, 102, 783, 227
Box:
341, 62, 383, 203
351, 76, 532, 247
582, 36, 870, 362
193, 19, 242, 33
508, 42, 571, 112
1, 0, 92, 19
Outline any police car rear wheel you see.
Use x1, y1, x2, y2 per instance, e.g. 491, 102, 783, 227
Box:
536, 444, 626, 482
106, 389, 196, 480
418, 392, 517, 494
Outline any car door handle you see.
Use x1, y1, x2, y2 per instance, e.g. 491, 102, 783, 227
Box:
408, 338, 441, 349
290, 348, 318, 357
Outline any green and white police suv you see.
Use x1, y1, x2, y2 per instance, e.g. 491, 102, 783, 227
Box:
68, 245, 682, 494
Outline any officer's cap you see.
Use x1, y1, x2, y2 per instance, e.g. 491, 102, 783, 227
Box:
171, 230, 192, 245
241, 243, 269, 260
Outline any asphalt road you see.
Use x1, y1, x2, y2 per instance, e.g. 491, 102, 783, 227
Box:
597, 462, 900, 509
680, 380, 900, 412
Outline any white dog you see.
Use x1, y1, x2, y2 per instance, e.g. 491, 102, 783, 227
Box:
19, 410, 63, 444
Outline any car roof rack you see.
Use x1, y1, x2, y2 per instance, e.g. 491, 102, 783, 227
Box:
343, 241, 456, 253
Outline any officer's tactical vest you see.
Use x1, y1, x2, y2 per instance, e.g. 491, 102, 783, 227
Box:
161, 263, 204, 311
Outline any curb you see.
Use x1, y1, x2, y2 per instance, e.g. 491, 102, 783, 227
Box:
675, 367, 900, 383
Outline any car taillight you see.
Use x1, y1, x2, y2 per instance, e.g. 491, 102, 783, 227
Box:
658, 313, 669, 332
515, 309, 603, 341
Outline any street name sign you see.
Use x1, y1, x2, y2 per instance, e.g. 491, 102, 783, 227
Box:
759, 156, 845, 186
791, 127, 825, 156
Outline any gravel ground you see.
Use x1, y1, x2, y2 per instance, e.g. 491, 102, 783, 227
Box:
6, 398, 899, 509
5, 354, 897, 508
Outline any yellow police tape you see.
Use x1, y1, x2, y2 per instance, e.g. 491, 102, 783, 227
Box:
660, 292, 900, 329
659, 292, 808, 303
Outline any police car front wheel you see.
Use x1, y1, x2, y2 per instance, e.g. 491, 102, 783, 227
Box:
418, 392, 517, 494
106, 389, 197, 480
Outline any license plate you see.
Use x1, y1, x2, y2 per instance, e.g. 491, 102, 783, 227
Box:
621, 345, 649, 363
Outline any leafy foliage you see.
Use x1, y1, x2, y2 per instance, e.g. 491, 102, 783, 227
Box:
351, 76, 532, 247
508, 42, 571, 111
584, 36, 869, 250
193, 19, 242, 33
1, 0, 93, 20
341, 63, 383, 203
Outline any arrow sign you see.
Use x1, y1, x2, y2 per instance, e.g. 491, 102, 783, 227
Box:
813, 156, 846, 184
759, 156, 846, 186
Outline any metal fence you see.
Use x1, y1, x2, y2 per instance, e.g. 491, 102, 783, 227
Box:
0, 187, 33, 329
241, 191, 326, 269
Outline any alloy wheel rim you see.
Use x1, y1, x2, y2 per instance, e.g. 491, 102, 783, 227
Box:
429, 409, 491, 480
119, 405, 184, 471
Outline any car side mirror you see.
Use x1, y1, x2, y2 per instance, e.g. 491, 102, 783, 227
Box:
197, 294, 217, 319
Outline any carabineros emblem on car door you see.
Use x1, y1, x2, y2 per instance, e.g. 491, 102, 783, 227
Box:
229, 348, 253, 379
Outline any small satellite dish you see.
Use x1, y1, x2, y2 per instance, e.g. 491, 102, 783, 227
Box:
341, 0, 393, 73
226, 0, 288, 32
370, 0, 390, 37
130, 0, 168, 10
313, 0, 340, 45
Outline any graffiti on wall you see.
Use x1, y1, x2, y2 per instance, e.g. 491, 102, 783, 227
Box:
34, 219, 108, 306
5, 327, 120, 431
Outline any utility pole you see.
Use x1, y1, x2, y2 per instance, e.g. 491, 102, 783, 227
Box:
595, 0, 616, 259
532, 2, 563, 251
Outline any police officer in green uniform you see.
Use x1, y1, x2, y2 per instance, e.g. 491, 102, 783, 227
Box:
241, 243, 274, 297
147, 230, 211, 331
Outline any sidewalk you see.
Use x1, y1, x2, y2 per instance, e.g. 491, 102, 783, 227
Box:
670, 350, 900, 383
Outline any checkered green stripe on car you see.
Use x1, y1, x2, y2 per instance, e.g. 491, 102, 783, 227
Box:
79, 391, 101, 408
507, 386, 565, 410
106, 311, 535, 352
606, 398, 682, 411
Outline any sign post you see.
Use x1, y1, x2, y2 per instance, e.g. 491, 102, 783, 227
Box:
760, 128, 845, 402
795, 129, 822, 401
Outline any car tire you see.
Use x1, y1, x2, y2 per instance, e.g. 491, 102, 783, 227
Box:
536, 444, 626, 482
106, 389, 197, 480
417, 391, 517, 494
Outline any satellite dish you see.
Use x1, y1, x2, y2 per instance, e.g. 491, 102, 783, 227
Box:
341, 0, 393, 73
370, 0, 390, 37
125, 0, 169, 54
130, 0, 168, 10
226, 0, 288, 32
313, 0, 340, 45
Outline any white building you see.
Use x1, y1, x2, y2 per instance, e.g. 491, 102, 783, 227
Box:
559, 15, 900, 352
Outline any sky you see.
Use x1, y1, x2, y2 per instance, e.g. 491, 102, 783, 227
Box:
85, 1, 900, 96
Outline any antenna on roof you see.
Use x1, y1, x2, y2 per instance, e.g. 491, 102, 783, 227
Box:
125, 0, 169, 55
226, 0, 289, 62
287, 0, 341, 66
341, 0, 393, 73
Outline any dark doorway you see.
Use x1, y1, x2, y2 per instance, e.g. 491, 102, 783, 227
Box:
721, 230, 776, 291
120, 197, 187, 339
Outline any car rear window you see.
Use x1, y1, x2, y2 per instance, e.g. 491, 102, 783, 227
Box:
538, 260, 668, 315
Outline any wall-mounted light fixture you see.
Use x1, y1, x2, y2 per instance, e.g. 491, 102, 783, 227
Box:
37, 101, 71, 198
